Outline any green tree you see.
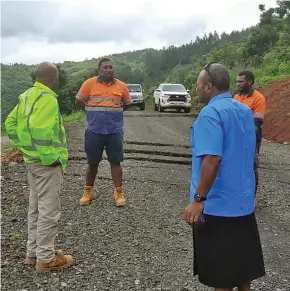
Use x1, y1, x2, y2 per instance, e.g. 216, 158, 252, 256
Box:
2, 0, 290, 122
184, 73, 196, 92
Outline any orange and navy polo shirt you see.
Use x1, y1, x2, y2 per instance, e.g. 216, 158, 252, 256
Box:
234, 88, 266, 120
234, 88, 266, 142
76, 76, 132, 134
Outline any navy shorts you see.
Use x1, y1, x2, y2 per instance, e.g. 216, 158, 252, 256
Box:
85, 129, 124, 164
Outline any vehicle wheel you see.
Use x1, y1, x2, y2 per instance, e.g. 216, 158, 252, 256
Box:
184, 108, 191, 113
177, 108, 181, 113
140, 102, 145, 111
158, 100, 164, 112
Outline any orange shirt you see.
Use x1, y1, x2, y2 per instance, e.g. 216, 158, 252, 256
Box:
76, 76, 132, 134
234, 89, 266, 120
76, 76, 132, 109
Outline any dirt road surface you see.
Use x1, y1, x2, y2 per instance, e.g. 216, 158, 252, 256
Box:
1, 110, 290, 291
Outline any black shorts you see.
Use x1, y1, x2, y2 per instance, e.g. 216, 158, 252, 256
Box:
193, 212, 265, 288
84, 129, 124, 164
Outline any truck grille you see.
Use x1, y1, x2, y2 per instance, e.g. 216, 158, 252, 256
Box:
168, 95, 186, 102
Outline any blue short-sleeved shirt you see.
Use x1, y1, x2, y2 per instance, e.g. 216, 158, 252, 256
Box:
189, 92, 256, 217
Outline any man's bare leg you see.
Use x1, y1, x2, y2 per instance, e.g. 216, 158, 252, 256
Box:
80, 164, 98, 205
238, 282, 251, 291
110, 163, 122, 187
86, 164, 99, 186
111, 163, 125, 206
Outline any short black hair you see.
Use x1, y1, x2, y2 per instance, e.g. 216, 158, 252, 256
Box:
238, 70, 255, 84
206, 63, 230, 91
98, 57, 112, 70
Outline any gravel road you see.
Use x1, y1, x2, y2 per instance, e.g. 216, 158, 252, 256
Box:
1, 110, 290, 291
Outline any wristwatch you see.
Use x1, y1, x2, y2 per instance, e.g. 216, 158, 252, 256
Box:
194, 194, 207, 202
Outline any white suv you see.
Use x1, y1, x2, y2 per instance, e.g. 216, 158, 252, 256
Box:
153, 83, 191, 113
127, 84, 145, 110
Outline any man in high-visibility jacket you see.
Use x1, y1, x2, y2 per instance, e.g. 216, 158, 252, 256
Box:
234, 71, 266, 196
5, 62, 73, 273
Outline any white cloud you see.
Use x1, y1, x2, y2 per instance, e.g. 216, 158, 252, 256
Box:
0, 0, 277, 64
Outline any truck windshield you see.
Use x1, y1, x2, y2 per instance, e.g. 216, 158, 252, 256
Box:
162, 84, 186, 92
127, 85, 142, 92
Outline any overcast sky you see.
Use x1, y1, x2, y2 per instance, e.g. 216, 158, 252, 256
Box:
1, 0, 277, 65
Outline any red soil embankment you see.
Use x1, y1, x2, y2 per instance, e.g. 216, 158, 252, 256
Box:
259, 78, 290, 144
0, 149, 23, 165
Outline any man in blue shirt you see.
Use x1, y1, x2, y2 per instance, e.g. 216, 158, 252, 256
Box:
184, 63, 265, 290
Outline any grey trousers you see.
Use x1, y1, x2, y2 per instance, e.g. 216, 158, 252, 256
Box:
26, 164, 63, 262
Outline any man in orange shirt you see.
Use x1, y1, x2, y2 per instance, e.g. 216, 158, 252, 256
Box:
234, 71, 266, 195
75, 58, 132, 207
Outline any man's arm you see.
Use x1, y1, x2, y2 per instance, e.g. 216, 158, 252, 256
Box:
195, 155, 222, 196
123, 104, 131, 111
192, 115, 223, 198
185, 157, 221, 224
253, 94, 266, 120
5, 104, 20, 147
253, 94, 266, 146
75, 98, 85, 110
29, 95, 62, 166
122, 84, 133, 111
185, 114, 223, 224
75, 80, 90, 110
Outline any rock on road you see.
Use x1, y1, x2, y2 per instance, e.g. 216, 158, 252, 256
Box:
1, 110, 290, 291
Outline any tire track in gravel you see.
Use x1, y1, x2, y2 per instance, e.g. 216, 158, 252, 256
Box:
68, 141, 290, 185
69, 140, 193, 166
124, 141, 191, 149
69, 154, 290, 174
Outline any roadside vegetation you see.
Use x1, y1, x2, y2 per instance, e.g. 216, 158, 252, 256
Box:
1, 1, 289, 128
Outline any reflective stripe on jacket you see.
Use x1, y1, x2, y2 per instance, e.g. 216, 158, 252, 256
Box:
5, 81, 68, 173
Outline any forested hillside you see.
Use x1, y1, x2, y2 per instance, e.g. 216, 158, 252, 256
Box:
1, 1, 290, 125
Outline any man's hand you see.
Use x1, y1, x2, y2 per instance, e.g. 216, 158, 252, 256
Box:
75, 98, 85, 110
184, 201, 204, 225
50, 161, 60, 167
123, 104, 132, 111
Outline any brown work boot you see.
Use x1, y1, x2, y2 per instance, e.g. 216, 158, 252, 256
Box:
35, 250, 73, 273
80, 186, 94, 206
24, 256, 37, 265
24, 250, 63, 265
113, 186, 126, 207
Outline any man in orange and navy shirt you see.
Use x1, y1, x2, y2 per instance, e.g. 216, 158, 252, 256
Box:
75, 58, 132, 207
234, 71, 266, 195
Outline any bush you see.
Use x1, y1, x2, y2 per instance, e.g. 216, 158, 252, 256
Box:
279, 61, 290, 74
62, 110, 86, 123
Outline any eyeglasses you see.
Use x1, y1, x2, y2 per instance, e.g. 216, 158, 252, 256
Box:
204, 61, 217, 86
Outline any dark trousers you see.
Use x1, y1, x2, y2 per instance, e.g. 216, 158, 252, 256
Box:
254, 139, 262, 196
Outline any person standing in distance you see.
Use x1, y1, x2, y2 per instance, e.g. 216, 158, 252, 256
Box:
75, 58, 132, 207
234, 71, 266, 195
184, 63, 265, 290
5, 62, 73, 273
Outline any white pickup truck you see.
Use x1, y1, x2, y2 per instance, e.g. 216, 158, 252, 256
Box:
127, 84, 145, 110
153, 83, 191, 113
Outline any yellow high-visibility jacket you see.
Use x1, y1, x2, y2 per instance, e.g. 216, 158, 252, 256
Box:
5, 81, 68, 173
